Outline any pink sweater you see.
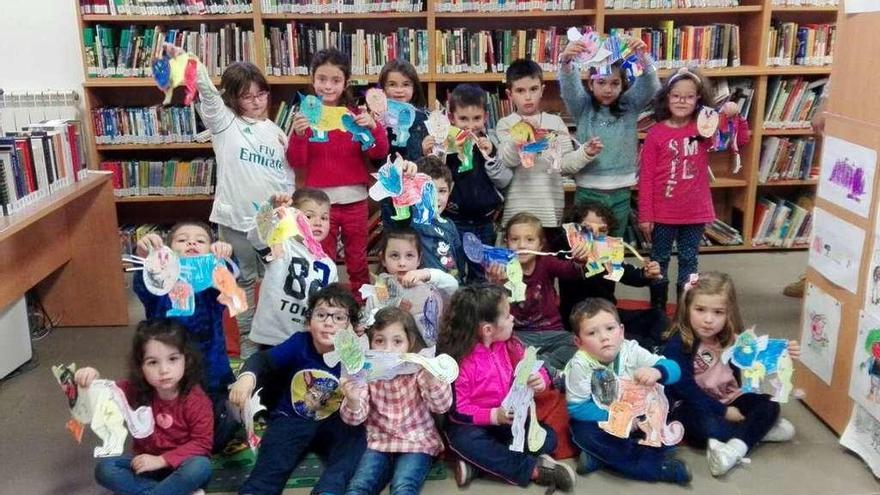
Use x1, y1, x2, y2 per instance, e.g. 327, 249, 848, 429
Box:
450, 339, 551, 426
638, 117, 749, 225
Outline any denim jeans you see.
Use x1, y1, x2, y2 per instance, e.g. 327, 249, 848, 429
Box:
240, 412, 365, 495
452, 219, 496, 283
671, 393, 780, 451
95, 455, 211, 495
569, 419, 670, 481
344, 449, 433, 495
444, 421, 557, 487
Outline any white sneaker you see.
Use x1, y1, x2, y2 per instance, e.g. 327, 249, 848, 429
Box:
762, 417, 796, 442
707, 439, 744, 477
190, 490, 205, 495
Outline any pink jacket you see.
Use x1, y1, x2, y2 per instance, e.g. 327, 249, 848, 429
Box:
450, 339, 551, 426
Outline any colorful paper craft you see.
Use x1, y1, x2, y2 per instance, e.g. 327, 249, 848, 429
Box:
462, 232, 526, 302
251, 203, 327, 260
341, 113, 376, 150
597, 378, 684, 446
298, 94, 374, 149
360, 347, 459, 383
566, 28, 652, 83
697, 106, 720, 138
142, 246, 181, 295
425, 109, 451, 155
562, 223, 635, 281
152, 52, 199, 105
501, 346, 546, 452
325, 326, 369, 375
359, 273, 446, 346
509, 119, 563, 171
721, 327, 794, 402
446, 127, 477, 173
386, 100, 417, 148
243, 388, 267, 452
368, 155, 437, 224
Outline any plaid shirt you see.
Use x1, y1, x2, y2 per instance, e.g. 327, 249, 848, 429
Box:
341, 369, 452, 456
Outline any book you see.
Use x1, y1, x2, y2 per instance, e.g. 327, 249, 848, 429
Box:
610, 22, 740, 70
436, 28, 565, 74
768, 21, 835, 67
100, 158, 216, 197
752, 195, 813, 246
434, 0, 572, 12
763, 77, 827, 128
92, 105, 202, 145
606, 0, 740, 8
262, 0, 422, 14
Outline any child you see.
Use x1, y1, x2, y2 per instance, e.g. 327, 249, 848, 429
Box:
638, 69, 750, 309
422, 83, 512, 282
341, 307, 453, 495
228, 284, 366, 494
663, 271, 800, 476
249, 188, 337, 347
564, 298, 689, 484
76, 320, 213, 495
559, 37, 660, 237
287, 49, 390, 298
554, 202, 667, 350
437, 284, 576, 492
133, 221, 237, 452
496, 59, 603, 231
166, 43, 297, 359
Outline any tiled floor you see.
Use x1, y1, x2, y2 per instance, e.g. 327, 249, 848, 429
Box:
2, 251, 878, 494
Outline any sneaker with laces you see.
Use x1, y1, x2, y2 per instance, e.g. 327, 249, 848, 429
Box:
454, 459, 474, 488
534, 454, 576, 493
576, 450, 602, 475
762, 417, 796, 442
659, 458, 692, 485
707, 438, 744, 476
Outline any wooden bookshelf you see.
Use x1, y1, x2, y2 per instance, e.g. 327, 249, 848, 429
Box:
75, 0, 839, 250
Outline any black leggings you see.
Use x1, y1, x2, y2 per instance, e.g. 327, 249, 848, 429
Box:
672, 393, 780, 451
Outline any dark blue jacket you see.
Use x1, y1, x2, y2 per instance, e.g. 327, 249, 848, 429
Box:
662, 333, 728, 417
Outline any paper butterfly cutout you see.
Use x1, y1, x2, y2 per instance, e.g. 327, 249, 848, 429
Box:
501, 346, 546, 452
721, 326, 794, 403
368, 155, 437, 224
509, 119, 563, 172
425, 109, 451, 155
462, 232, 526, 302
597, 378, 684, 447
299, 93, 374, 150
152, 52, 198, 105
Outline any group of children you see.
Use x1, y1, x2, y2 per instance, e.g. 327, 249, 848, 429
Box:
73, 38, 799, 495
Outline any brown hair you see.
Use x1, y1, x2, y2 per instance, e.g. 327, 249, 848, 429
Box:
167, 220, 214, 244
417, 155, 452, 185
504, 212, 545, 246
292, 188, 330, 209
665, 271, 742, 352
448, 83, 487, 115
220, 62, 271, 117
586, 62, 631, 117
128, 319, 204, 407
378, 59, 426, 108
652, 67, 715, 123
569, 298, 621, 338
368, 306, 427, 353
310, 48, 355, 108
436, 283, 508, 362
563, 201, 617, 237
376, 227, 422, 272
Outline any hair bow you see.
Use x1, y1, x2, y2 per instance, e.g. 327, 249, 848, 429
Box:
683, 273, 700, 293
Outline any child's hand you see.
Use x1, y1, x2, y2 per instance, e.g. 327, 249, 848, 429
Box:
721, 101, 740, 118
633, 367, 661, 386
74, 367, 100, 388
135, 233, 165, 257
211, 241, 233, 260
340, 377, 366, 405
583, 137, 603, 158
131, 454, 169, 474
162, 42, 184, 59
292, 114, 311, 136
270, 193, 293, 208
492, 407, 514, 425
570, 242, 591, 263
485, 263, 508, 285
476, 135, 493, 156
354, 111, 377, 130
643, 260, 662, 280
787, 340, 801, 361
527, 372, 546, 393
229, 374, 256, 410
638, 222, 653, 243
724, 406, 745, 423
401, 160, 418, 177
354, 323, 367, 337
421, 135, 435, 156
398, 269, 430, 288
629, 37, 651, 64
560, 40, 588, 64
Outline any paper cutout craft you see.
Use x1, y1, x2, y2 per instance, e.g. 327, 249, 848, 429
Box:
359, 273, 446, 346
421, 287, 443, 345
400, 352, 459, 384
360, 347, 459, 383
365, 88, 388, 117
367, 87, 416, 148
597, 378, 684, 446
298, 93, 373, 149
509, 119, 564, 171
565, 27, 608, 66
341, 113, 376, 151
243, 388, 267, 452
425, 109, 451, 155
446, 127, 478, 173
697, 106, 720, 138
562, 222, 635, 281
368, 155, 437, 224
250, 202, 327, 260
213, 263, 248, 317
501, 346, 546, 452
324, 326, 370, 376
565, 29, 653, 84
52, 364, 155, 458
462, 232, 526, 302
153, 52, 199, 105
591, 366, 620, 408
721, 326, 794, 402
142, 246, 181, 296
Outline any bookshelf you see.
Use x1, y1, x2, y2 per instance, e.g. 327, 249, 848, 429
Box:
74, 0, 838, 248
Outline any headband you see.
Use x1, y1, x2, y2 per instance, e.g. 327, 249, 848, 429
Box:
666, 67, 702, 88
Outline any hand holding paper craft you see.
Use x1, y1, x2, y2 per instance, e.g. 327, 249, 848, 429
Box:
597, 377, 684, 447
510, 119, 563, 171
463, 232, 526, 302
152, 45, 199, 105
366, 89, 418, 148
324, 326, 370, 376
250, 202, 327, 260
242, 389, 267, 452
299, 93, 374, 149
562, 223, 638, 281
721, 326, 794, 403
501, 346, 546, 452
425, 109, 451, 155
368, 155, 437, 224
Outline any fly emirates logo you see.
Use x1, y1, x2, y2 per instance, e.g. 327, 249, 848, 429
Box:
240, 143, 285, 171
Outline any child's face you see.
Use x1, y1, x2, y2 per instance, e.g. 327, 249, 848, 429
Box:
298, 199, 331, 242
238, 82, 269, 120
688, 293, 729, 343
370, 321, 410, 353
169, 225, 211, 257
575, 310, 624, 364
313, 63, 347, 106
433, 178, 451, 214
667, 79, 699, 121
580, 211, 609, 235
451, 105, 486, 134
141, 339, 185, 398
506, 222, 542, 266
308, 301, 351, 353
588, 72, 624, 107
383, 71, 414, 104
486, 298, 514, 344
382, 238, 420, 276
506, 76, 544, 116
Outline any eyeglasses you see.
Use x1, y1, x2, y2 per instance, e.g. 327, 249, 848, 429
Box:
240, 91, 269, 104
669, 94, 698, 103
311, 310, 350, 324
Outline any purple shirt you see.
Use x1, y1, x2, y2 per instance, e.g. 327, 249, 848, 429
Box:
512, 256, 584, 332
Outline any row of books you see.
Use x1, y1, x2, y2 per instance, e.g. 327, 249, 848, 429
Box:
0, 121, 89, 216
434, 0, 574, 12
763, 77, 827, 128
435, 28, 565, 74
752, 195, 813, 247
101, 158, 216, 197
605, 0, 740, 8
83, 24, 256, 78
767, 21, 835, 67
758, 137, 818, 183
265, 23, 429, 77
770, 0, 837, 5
610, 23, 741, 70
92, 106, 204, 145
80, 0, 253, 15
260, 0, 423, 13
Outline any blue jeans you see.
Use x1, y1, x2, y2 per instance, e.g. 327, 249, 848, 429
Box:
444, 421, 557, 487
650, 223, 705, 289
240, 412, 366, 495
452, 219, 496, 283
671, 393, 779, 451
345, 449, 433, 495
95, 455, 211, 495
570, 420, 670, 482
